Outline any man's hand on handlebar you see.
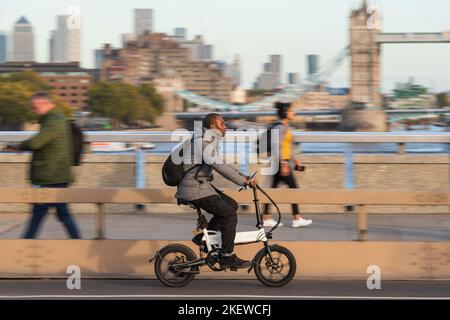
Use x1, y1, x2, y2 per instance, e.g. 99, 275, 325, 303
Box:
244, 177, 257, 188
239, 171, 257, 191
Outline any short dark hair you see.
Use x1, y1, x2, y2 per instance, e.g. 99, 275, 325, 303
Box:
202, 113, 222, 129
275, 101, 291, 119
31, 91, 51, 100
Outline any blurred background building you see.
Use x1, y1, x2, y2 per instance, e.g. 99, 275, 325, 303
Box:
49, 15, 81, 63
0, 31, 7, 63
12, 16, 34, 62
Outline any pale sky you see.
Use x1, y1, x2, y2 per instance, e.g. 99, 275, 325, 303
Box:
1, 0, 450, 92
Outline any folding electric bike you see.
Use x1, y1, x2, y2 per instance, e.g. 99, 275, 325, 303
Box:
150, 171, 296, 287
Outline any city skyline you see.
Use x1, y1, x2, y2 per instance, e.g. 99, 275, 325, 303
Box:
0, 0, 449, 92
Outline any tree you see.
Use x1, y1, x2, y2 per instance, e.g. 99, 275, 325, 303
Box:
88, 82, 162, 128
0, 82, 34, 130
0, 71, 74, 130
87, 82, 125, 128
138, 84, 165, 116
140, 100, 157, 124
118, 83, 149, 126
2, 70, 51, 92
436, 92, 449, 108
393, 81, 428, 99
52, 95, 74, 119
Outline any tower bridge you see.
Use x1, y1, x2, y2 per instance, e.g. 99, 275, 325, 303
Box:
173, 1, 449, 131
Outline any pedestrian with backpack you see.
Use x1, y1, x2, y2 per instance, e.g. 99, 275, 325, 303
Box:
261, 102, 312, 228
6, 91, 81, 238
163, 113, 256, 270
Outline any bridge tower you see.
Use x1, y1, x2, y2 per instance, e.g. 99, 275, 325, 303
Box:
349, 0, 382, 106
343, 0, 387, 131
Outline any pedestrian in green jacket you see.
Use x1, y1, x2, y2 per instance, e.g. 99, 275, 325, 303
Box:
20, 99, 73, 185
9, 91, 81, 239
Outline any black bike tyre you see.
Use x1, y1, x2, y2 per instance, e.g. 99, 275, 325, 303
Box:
254, 245, 296, 287
154, 244, 197, 287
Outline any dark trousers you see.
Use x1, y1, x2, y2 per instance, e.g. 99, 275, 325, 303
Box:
190, 192, 238, 254
23, 183, 81, 239
263, 167, 300, 216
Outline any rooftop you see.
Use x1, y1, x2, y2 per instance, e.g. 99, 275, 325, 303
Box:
16, 16, 30, 25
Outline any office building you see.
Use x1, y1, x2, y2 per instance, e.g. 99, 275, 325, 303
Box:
49, 15, 81, 63
180, 35, 204, 61
307, 54, 319, 77
135, 9, 153, 35
202, 44, 213, 61
174, 28, 187, 40
0, 32, 7, 62
288, 72, 300, 85
12, 16, 34, 61
254, 55, 282, 89
94, 49, 105, 69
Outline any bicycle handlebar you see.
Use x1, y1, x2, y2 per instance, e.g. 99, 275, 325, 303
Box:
237, 170, 282, 232
238, 171, 257, 192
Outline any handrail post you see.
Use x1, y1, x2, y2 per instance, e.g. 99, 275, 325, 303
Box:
238, 139, 250, 211
135, 146, 146, 212
344, 143, 355, 212
357, 204, 368, 241
96, 203, 105, 239
397, 142, 405, 154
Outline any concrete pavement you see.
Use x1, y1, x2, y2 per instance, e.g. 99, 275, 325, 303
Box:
1, 211, 449, 241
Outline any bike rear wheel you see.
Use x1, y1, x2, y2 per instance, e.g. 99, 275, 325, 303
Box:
253, 245, 296, 287
154, 244, 198, 287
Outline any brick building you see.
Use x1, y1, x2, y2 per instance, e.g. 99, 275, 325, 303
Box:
0, 62, 98, 110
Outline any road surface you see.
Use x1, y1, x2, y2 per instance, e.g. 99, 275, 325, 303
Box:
1, 279, 449, 299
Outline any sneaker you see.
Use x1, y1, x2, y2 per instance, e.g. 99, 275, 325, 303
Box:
291, 218, 313, 228
219, 254, 252, 269
263, 218, 283, 227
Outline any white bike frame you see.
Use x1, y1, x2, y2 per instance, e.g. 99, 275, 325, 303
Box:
195, 172, 280, 254
200, 228, 268, 252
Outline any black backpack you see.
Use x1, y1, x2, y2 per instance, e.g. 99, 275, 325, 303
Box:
162, 140, 202, 186
257, 121, 281, 156
69, 120, 84, 166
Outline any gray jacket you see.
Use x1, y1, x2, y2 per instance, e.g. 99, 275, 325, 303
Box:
175, 128, 247, 202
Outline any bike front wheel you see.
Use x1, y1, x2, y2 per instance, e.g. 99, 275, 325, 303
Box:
154, 244, 198, 287
253, 245, 296, 287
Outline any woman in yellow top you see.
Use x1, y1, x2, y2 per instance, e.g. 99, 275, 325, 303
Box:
262, 102, 313, 228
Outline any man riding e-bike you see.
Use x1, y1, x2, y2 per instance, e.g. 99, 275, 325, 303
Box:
175, 113, 256, 270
